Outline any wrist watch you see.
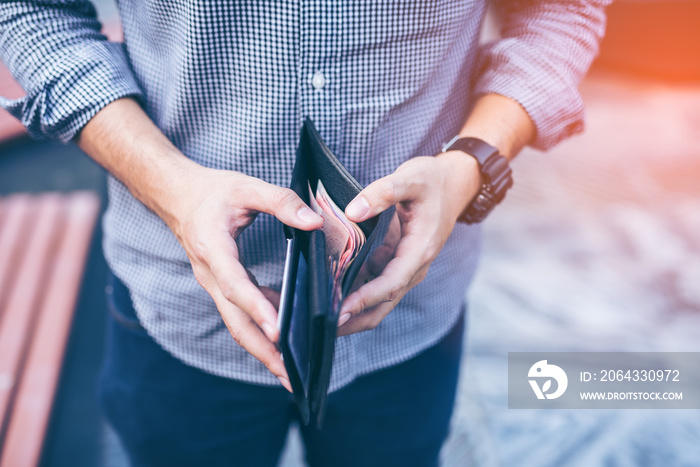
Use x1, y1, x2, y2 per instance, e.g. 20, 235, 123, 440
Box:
441, 136, 514, 224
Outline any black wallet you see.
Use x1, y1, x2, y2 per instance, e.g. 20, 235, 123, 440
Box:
277, 118, 382, 427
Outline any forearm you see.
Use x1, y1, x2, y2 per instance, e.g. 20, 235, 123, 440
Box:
456, 93, 536, 161
75, 97, 203, 229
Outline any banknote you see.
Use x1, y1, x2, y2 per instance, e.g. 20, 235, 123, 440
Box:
308, 180, 366, 309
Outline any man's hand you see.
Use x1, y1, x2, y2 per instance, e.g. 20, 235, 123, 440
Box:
337, 152, 480, 335
76, 98, 324, 391
168, 167, 323, 390
336, 94, 535, 335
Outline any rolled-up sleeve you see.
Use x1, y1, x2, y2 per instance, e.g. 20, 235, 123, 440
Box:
475, 0, 610, 150
0, 1, 143, 143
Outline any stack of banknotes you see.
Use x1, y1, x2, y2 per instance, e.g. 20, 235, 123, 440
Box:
308, 180, 366, 310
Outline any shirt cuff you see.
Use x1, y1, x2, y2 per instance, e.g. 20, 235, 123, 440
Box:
474, 39, 586, 151
0, 40, 143, 144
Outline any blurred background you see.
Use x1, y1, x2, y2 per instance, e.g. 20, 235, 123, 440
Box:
1, 1, 699, 466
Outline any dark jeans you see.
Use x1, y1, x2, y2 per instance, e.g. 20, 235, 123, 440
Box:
98, 272, 465, 467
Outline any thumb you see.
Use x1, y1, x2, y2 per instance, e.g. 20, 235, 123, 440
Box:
345, 174, 410, 223
252, 183, 323, 231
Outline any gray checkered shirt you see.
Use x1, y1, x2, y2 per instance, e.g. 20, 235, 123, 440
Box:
1, 0, 608, 391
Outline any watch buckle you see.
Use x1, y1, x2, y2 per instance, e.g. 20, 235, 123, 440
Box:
441, 135, 460, 153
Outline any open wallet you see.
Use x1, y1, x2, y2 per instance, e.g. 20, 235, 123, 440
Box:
276, 118, 384, 427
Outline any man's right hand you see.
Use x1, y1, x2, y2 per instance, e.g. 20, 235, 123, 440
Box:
77, 98, 322, 391
168, 167, 322, 391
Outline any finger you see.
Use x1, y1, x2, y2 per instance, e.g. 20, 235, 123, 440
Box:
339, 265, 425, 335
249, 182, 323, 231
338, 261, 429, 335
337, 300, 395, 337
212, 290, 292, 392
205, 241, 281, 343
340, 233, 426, 318
345, 171, 419, 223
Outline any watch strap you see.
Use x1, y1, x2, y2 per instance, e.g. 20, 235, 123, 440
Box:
442, 136, 513, 224
442, 136, 499, 167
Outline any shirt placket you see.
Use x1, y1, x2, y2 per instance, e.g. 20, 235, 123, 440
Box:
298, 0, 341, 148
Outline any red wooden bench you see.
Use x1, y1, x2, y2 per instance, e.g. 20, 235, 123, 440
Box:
0, 192, 100, 467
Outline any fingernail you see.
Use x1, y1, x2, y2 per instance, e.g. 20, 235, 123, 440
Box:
298, 206, 321, 224
338, 313, 352, 327
262, 322, 276, 341
279, 376, 292, 393
345, 196, 370, 220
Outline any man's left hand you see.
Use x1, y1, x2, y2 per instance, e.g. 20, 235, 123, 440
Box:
337, 151, 481, 336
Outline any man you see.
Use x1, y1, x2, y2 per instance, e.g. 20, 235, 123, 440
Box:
0, 1, 609, 465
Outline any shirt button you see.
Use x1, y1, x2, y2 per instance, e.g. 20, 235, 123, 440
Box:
311, 72, 326, 89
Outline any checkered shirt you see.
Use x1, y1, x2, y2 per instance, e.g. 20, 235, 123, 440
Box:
0, 0, 609, 391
